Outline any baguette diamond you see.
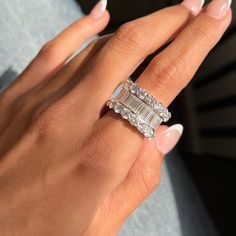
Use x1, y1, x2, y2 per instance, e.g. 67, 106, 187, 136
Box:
107, 79, 171, 139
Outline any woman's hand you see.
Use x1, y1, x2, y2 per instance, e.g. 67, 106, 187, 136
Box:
0, 0, 231, 235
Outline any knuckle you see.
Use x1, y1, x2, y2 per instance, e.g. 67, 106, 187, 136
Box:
145, 58, 188, 90
113, 21, 148, 50
31, 100, 66, 135
37, 40, 57, 62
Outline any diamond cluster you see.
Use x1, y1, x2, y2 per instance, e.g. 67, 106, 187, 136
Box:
126, 80, 171, 122
107, 80, 171, 140
107, 100, 155, 139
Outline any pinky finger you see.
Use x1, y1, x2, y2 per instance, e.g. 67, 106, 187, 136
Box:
85, 125, 183, 235
110, 125, 183, 231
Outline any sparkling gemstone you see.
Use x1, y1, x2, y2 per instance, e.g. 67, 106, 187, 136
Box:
127, 112, 135, 120
158, 108, 168, 117
137, 123, 147, 132
163, 112, 171, 122
137, 123, 154, 138
129, 84, 138, 94
123, 81, 130, 90
156, 108, 171, 122
144, 128, 154, 139
145, 96, 152, 105
152, 101, 161, 111
121, 107, 130, 119
128, 113, 138, 126
107, 101, 113, 109
114, 103, 122, 113
137, 88, 147, 100
137, 123, 144, 132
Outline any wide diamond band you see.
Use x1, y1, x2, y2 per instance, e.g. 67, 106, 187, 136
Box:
107, 80, 171, 139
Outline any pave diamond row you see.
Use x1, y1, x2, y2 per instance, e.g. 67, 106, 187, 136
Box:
125, 80, 171, 122
107, 100, 155, 139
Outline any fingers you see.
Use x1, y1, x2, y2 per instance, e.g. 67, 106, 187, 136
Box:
69, 3, 197, 112
103, 0, 231, 156
28, 35, 112, 107
5, 0, 109, 100
89, 0, 231, 193
109, 126, 183, 231
136, 0, 232, 107
26, 2, 196, 134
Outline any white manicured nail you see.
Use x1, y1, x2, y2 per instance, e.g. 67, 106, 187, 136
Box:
156, 124, 184, 155
90, 0, 107, 19
205, 0, 231, 19
181, 0, 205, 14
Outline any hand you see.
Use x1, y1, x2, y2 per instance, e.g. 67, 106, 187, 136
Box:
0, 0, 231, 235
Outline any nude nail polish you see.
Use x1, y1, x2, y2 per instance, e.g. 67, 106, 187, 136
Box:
205, 0, 232, 19
156, 124, 184, 155
90, 0, 107, 20
181, 0, 205, 15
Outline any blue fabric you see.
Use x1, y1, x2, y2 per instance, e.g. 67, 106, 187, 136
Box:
0, 1, 218, 235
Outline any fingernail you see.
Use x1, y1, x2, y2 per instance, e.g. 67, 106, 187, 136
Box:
181, 0, 205, 15
205, 0, 232, 19
90, 0, 107, 20
156, 124, 184, 155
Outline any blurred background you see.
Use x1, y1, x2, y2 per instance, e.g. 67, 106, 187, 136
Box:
77, 0, 236, 235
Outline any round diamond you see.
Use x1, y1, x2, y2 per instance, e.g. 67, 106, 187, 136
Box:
121, 108, 130, 119
129, 84, 138, 94
123, 81, 130, 90
137, 123, 144, 132
128, 113, 138, 126
127, 112, 135, 120
107, 100, 114, 109
137, 123, 154, 138
145, 96, 152, 105
163, 112, 171, 122
152, 101, 161, 111
130, 119, 139, 127
137, 88, 147, 100
157, 108, 171, 122
114, 103, 122, 113
138, 123, 147, 132
144, 128, 154, 139
158, 108, 168, 117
